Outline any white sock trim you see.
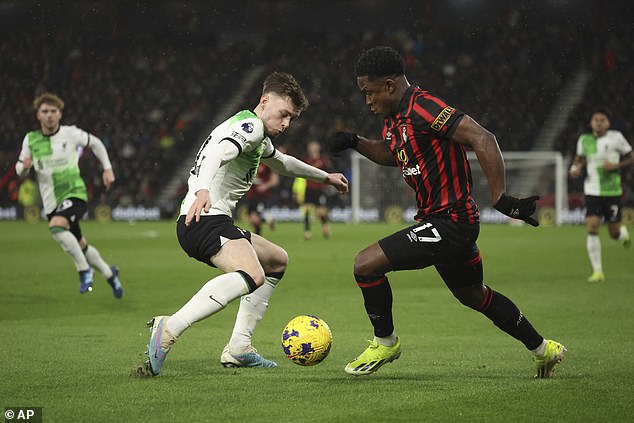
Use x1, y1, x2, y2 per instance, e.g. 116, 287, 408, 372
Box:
532, 339, 547, 356
375, 333, 398, 347
618, 225, 629, 241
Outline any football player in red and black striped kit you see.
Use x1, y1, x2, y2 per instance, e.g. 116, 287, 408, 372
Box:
329, 46, 565, 378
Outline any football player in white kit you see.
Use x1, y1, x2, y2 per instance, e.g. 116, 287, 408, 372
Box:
569, 109, 634, 282
144, 72, 348, 375
15, 93, 123, 297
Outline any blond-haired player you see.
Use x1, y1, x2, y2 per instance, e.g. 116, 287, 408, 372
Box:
15, 93, 123, 297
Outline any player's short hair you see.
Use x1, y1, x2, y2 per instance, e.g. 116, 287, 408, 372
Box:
262, 72, 309, 111
592, 108, 611, 120
33, 92, 64, 111
355, 46, 405, 80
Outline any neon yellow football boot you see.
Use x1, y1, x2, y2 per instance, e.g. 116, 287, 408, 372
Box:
587, 272, 605, 283
533, 339, 566, 378
345, 337, 401, 376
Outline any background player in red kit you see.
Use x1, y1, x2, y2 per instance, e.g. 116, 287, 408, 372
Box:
328, 46, 565, 378
244, 163, 279, 235
300, 140, 332, 239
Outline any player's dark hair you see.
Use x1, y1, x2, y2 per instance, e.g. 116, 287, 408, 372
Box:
262, 72, 309, 111
355, 46, 405, 80
592, 108, 611, 120
33, 92, 64, 111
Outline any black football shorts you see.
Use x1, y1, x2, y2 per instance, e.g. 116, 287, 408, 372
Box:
304, 188, 327, 206
585, 195, 622, 222
176, 214, 252, 266
378, 216, 483, 290
246, 198, 265, 214
47, 197, 87, 241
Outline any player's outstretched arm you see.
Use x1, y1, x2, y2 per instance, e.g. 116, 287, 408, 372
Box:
323, 173, 349, 194
451, 115, 539, 226
264, 150, 348, 193
327, 132, 396, 166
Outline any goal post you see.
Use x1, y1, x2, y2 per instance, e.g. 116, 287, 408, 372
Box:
351, 150, 568, 225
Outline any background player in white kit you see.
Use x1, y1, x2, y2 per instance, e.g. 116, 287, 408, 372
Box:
569, 109, 634, 282
143, 72, 348, 375
15, 93, 123, 297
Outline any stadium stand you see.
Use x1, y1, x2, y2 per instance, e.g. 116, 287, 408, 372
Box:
1, 2, 631, 212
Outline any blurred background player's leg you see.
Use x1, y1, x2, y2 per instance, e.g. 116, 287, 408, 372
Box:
316, 205, 330, 239
303, 204, 312, 240
49, 225, 93, 291
585, 215, 604, 282
81, 240, 123, 298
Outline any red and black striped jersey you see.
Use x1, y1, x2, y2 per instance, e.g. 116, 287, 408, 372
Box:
382, 85, 479, 223
246, 163, 274, 201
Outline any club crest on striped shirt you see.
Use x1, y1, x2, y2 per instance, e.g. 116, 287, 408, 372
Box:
397, 148, 409, 165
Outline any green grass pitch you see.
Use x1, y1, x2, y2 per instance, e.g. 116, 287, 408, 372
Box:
1, 220, 632, 422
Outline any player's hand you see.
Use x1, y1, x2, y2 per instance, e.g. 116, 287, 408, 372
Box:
494, 193, 540, 227
327, 132, 358, 156
186, 189, 211, 226
102, 169, 115, 191
325, 173, 349, 194
22, 157, 33, 170
603, 161, 620, 171
569, 166, 582, 178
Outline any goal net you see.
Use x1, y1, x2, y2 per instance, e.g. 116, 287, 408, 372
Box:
350, 150, 568, 225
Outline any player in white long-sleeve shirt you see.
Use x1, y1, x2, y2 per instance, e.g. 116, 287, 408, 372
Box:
143, 72, 348, 376
15, 93, 123, 298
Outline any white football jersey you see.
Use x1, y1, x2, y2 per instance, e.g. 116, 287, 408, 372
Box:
18, 125, 92, 214
180, 110, 275, 217
576, 129, 632, 196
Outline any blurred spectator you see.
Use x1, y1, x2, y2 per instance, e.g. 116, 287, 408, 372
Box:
1, 1, 629, 210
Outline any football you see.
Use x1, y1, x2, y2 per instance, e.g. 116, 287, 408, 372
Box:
281, 315, 332, 366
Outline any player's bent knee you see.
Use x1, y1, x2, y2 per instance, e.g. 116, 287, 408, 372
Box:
353, 253, 378, 276
49, 217, 69, 230
276, 247, 289, 269
265, 247, 289, 274
608, 226, 621, 239
236, 270, 264, 292
353, 244, 390, 276
49, 225, 66, 236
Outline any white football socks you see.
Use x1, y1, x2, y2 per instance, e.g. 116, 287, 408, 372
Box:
84, 245, 113, 279
375, 332, 398, 347
586, 234, 602, 273
532, 339, 547, 356
167, 272, 252, 337
228, 275, 281, 352
618, 225, 629, 242
52, 229, 90, 271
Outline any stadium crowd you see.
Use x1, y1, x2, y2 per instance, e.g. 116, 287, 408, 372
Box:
0, 2, 631, 213
557, 26, 634, 206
